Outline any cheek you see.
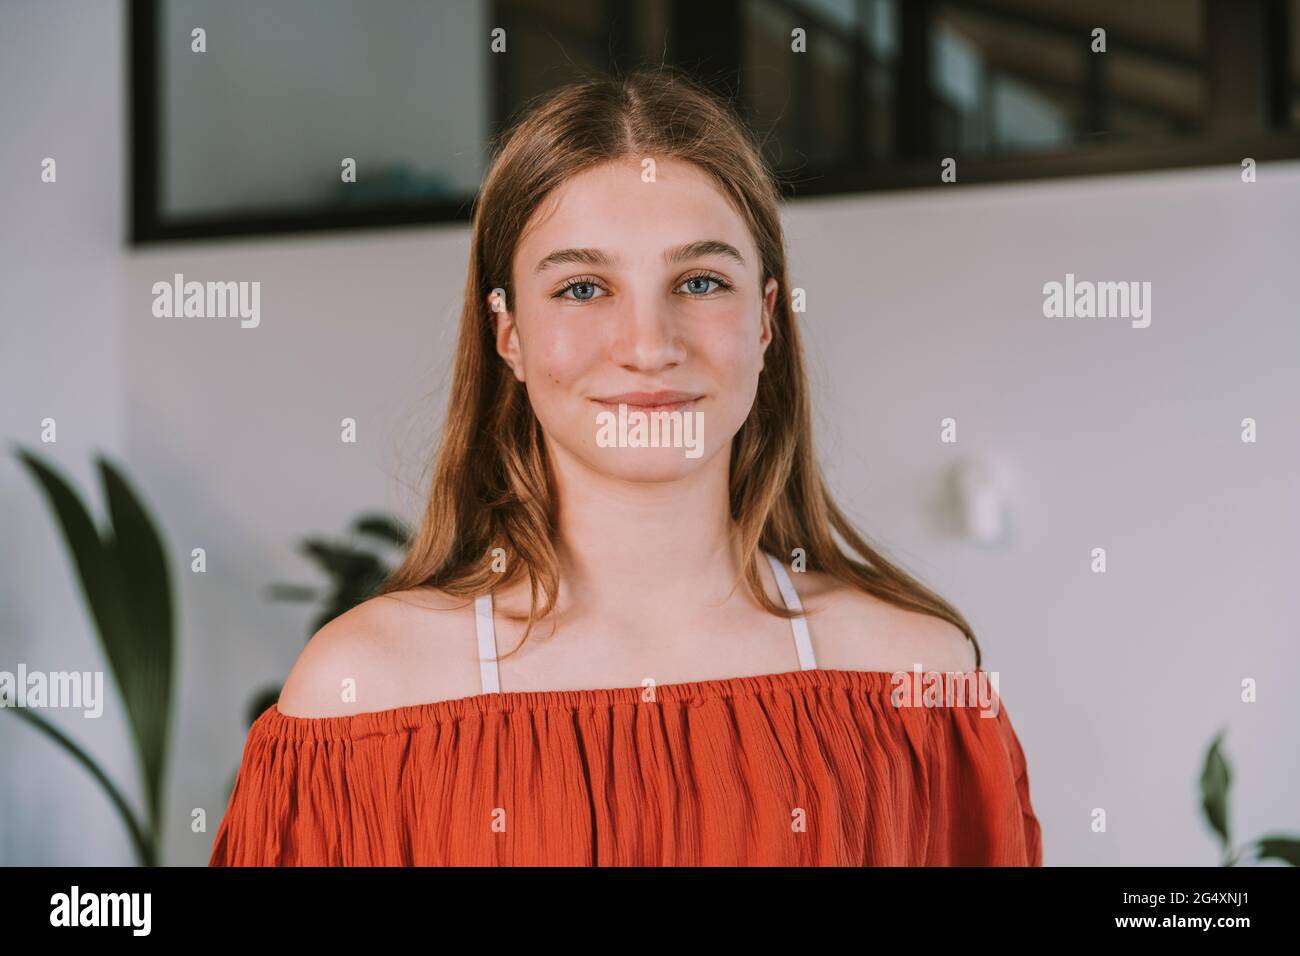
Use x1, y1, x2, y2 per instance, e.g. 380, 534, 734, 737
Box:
701, 302, 768, 422
520, 319, 601, 388
695, 305, 765, 378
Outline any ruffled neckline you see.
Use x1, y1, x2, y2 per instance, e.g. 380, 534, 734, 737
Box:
256, 666, 997, 742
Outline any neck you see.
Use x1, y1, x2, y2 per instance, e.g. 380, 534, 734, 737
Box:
543, 438, 751, 613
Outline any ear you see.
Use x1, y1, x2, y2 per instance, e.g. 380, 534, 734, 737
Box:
489, 289, 526, 382
759, 277, 778, 360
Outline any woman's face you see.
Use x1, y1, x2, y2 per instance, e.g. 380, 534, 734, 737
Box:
493, 156, 779, 483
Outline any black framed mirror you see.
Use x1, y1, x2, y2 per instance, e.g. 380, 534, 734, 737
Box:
130, 0, 1300, 244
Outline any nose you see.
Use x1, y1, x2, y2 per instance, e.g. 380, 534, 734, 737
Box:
609, 287, 687, 371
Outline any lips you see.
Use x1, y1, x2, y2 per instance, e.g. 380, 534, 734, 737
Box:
591, 391, 704, 413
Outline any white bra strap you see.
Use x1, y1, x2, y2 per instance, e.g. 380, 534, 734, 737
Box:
764, 552, 818, 670
474, 593, 500, 694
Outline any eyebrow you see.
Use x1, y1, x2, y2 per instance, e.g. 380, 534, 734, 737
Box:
533, 240, 747, 274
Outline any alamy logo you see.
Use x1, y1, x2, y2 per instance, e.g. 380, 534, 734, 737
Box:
151, 272, 260, 328
595, 404, 704, 459
0, 664, 104, 718
889, 666, 1001, 718
49, 885, 151, 935
1042, 273, 1151, 328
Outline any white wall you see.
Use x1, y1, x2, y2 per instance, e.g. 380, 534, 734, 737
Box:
0, 0, 133, 866
784, 170, 1300, 865
3, 0, 1297, 866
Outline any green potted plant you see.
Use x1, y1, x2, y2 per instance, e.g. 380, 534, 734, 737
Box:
1200, 728, 1299, 865
8, 446, 174, 866
238, 513, 410, 728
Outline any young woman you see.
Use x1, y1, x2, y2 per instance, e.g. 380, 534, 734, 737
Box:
209, 69, 1042, 867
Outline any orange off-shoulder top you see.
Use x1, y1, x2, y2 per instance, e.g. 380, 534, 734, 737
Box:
210, 667, 1043, 865
209, 555, 1042, 866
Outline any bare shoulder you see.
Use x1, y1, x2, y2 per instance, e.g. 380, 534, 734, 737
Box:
274, 587, 482, 718
793, 570, 978, 674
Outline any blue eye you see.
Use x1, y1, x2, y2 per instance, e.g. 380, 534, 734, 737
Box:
554, 277, 608, 301
678, 273, 731, 295
553, 272, 731, 302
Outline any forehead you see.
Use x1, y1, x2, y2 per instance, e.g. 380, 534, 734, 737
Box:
515, 156, 756, 270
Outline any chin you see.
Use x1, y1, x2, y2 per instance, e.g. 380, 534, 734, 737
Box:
584, 445, 714, 481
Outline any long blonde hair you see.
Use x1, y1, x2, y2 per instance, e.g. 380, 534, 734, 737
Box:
379, 68, 982, 667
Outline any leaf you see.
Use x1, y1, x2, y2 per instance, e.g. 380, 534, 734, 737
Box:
1255, 835, 1300, 866
246, 684, 283, 728
299, 539, 381, 578
98, 456, 174, 833
301, 543, 387, 598
13, 448, 134, 679
14, 446, 176, 858
353, 513, 410, 547
266, 583, 320, 602
3, 698, 154, 866
1199, 729, 1232, 849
